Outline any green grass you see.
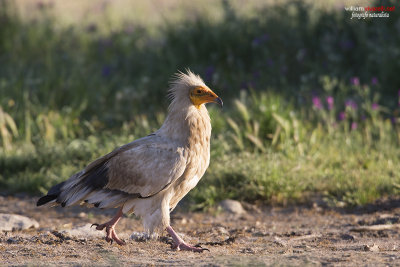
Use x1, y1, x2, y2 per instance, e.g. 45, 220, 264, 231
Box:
1, 0, 400, 209
193, 135, 400, 209
2, 89, 399, 209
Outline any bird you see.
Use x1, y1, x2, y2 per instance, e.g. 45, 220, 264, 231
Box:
37, 70, 223, 252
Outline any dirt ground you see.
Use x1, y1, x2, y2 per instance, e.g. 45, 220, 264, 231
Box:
1, 196, 400, 266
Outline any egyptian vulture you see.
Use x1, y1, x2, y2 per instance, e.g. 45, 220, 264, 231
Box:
37, 70, 223, 252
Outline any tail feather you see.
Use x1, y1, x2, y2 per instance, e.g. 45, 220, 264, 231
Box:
36, 181, 65, 206
37, 160, 136, 209
36, 195, 57, 206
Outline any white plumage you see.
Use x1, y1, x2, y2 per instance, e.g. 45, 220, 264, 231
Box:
37, 70, 222, 252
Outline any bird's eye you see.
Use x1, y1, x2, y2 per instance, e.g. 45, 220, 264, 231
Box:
196, 89, 202, 94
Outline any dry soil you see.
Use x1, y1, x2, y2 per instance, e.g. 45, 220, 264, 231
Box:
1, 196, 400, 266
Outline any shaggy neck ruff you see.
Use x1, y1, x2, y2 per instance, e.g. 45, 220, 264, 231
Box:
157, 71, 212, 145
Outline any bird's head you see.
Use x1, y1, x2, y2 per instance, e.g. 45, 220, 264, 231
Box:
169, 70, 223, 110
189, 85, 223, 109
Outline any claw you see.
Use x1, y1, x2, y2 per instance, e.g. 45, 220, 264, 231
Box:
194, 244, 210, 252
166, 226, 209, 253
90, 208, 125, 245
172, 243, 209, 252
91, 223, 99, 228
91, 223, 107, 231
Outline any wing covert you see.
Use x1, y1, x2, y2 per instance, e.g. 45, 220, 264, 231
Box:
104, 138, 187, 197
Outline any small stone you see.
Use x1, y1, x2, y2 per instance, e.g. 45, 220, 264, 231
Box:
364, 244, 380, 252
241, 247, 255, 254
218, 199, 246, 215
7, 237, 22, 244
61, 224, 103, 238
62, 223, 73, 229
216, 226, 229, 235
0, 214, 39, 231
253, 231, 269, 237
130, 232, 152, 242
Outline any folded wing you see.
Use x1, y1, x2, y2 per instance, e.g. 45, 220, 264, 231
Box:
37, 135, 187, 209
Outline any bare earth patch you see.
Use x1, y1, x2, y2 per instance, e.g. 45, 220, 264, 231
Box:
1, 196, 399, 266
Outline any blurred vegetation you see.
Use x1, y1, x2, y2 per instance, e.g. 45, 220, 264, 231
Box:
0, 0, 399, 209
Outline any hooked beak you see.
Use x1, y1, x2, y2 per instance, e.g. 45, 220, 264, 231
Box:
191, 87, 223, 108
214, 97, 223, 107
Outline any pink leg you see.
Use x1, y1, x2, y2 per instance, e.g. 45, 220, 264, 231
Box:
166, 226, 209, 252
91, 207, 126, 245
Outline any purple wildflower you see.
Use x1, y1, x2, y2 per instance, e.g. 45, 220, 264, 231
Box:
266, 59, 274, 67
371, 77, 378, 85
371, 103, 379, 110
101, 65, 111, 77
351, 122, 358, 130
252, 38, 262, 46
345, 100, 358, 110
339, 112, 346, 121
252, 34, 269, 46
312, 96, 323, 109
391, 117, 396, 125
350, 77, 360, 86
326, 96, 334, 110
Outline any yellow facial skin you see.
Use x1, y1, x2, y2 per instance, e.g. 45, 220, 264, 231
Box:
190, 86, 223, 109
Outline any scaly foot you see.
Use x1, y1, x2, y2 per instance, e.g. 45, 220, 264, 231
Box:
90, 207, 125, 245
166, 225, 209, 253
171, 242, 209, 252
91, 223, 126, 245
